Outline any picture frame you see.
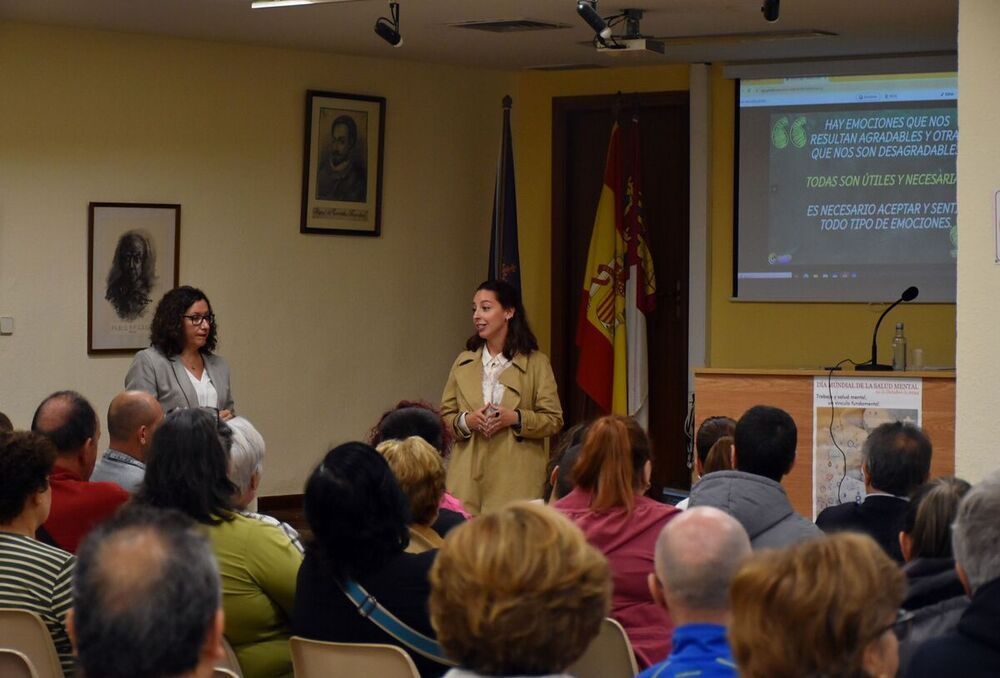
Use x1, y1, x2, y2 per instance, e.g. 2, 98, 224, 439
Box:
301, 89, 385, 236
88, 202, 180, 354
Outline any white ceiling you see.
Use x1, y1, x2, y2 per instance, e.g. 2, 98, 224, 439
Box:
0, 0, 957, 70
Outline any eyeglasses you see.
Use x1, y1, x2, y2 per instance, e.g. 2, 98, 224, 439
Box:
183, 313, 215, 326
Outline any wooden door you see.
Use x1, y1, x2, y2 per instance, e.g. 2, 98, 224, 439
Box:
551, 91, 691, 493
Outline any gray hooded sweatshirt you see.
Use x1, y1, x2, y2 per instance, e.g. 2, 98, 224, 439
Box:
688, 470, 822, 550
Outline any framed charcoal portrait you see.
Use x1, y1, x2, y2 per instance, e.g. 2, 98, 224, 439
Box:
88, 202, 180, 354
301, 90, 385, 236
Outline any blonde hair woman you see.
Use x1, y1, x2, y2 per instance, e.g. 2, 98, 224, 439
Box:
377, 436, 448, 553
430, 502, 610, 677
729, 532, 905, 678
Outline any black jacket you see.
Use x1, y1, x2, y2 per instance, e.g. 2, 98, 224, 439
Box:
905, 577, 1000, 677
815, 493, 908, 562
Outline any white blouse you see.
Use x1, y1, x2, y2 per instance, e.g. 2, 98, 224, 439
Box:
457, 347, 512, 437
185, 366, 219, 409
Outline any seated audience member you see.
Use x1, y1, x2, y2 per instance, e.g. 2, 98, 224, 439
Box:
135, 408, 301, 678
640, 507, 752, 678
90, 390, 163, 493
69, 505, 225, 678
429, 502, 610, 678
376, 436, 448, 553
555, 415, 679, 668
0, 410, 13, 432
895, 477, 971, 675
546, 421, 589, 503
0, 431, 75, 675
730, 533, 904, 678
368, 400, 470, 531
689, 405, 821, 549
227, 416, 303, 553
32, 390, 129, 553
907, 471, 1000, 677
817, 421, 932, 562
293, 442, 450, 677
677, 416, 736, 510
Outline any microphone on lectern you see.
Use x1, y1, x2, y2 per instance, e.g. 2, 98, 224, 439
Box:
856, 286, 919, 372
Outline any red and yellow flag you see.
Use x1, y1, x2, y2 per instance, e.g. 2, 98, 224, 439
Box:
575, 118, 656, 421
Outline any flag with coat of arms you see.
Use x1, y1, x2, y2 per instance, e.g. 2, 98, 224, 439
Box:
575, 115, 656, 426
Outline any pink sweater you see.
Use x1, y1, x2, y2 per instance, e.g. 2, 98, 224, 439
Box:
555, 487, 679, 668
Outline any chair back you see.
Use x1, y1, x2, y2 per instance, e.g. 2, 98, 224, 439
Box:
566, 617, 639, 678
215, 635, 243, 677
0, 649, 40, 678
0, 608, 64, 678
290, 636, 420, 678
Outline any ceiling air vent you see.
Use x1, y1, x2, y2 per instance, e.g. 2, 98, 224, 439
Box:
448, 18, 572, 33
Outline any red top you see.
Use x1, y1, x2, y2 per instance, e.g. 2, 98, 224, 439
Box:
43, 467, 129, 553
555, 487, 679, 668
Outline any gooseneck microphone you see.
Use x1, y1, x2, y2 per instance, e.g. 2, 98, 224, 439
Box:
856, 286, 919, 371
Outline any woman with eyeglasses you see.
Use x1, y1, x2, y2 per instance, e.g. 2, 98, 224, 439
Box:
125, 285, 235, 419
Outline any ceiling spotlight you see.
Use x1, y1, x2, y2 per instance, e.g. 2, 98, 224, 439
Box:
761, 0, 780, 22
374, 1, 402, 47
577, 0, 612, 41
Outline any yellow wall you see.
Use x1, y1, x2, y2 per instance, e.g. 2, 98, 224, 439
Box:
0, 22, 514, 494
955, 0, 1000, 482
706, 66, 956, 369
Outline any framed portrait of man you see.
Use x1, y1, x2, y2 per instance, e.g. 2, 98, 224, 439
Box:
301, 90, 385, 236
88, 202, 180, 354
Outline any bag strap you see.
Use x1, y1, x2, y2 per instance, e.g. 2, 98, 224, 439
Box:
339, 578, 456, 666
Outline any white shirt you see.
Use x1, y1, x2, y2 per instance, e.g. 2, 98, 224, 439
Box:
185, 366, 219, 409
457, 347, 512, 437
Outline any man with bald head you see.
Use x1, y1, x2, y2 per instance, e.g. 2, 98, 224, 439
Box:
91, 390, 163, 493
68, 504, 225, 678
31, 390, 128, 553
639, 507, 752, 678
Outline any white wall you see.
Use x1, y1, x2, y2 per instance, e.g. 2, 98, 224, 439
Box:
0, 22, 515, 494
955, 0, 1000, 481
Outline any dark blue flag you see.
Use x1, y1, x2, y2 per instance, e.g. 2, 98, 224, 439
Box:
488, 95, 521, 290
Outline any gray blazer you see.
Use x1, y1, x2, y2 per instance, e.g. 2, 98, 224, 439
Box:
125, 346, 234, 414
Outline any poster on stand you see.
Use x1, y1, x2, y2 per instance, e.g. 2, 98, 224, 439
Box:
812, 375, 922, 518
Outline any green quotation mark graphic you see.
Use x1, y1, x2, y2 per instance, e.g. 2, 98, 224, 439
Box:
771, 115, 808, 149
790, 116, 807, 148
771, 116, 789, 149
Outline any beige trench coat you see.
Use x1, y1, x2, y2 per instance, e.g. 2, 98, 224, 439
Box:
440, 347, 563, 515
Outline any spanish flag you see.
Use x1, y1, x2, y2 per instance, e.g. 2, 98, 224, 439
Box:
575, 117, 656, 424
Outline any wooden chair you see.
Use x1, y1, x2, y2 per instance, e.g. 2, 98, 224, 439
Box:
0, 608, 64, 678
290, 637, 420, 678
566, 617, 639, 678
0, 649, 40, 678
215, 635, 243, 677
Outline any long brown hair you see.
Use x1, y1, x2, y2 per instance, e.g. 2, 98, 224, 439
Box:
571, 416, 650, 512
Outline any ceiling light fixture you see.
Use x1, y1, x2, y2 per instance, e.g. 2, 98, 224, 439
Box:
761, 0, 780, 22
576, 0, 612, 42
374, 1, 402, 47
250, 0, 364, 9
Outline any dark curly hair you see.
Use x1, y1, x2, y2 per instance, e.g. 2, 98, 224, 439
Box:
304, 442, 410, 581
149, 286, 218, 357
465, 280, 538, 360
367, 399, 454, 458
134, 408, 236, 525
0, 431, 57, 523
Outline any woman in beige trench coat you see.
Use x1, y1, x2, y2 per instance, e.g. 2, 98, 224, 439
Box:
441, 280, 563, 515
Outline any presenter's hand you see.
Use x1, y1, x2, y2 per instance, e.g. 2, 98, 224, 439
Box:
219, 409, 234, 421
466, 405, 493, 437
481, 406, 518, 438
